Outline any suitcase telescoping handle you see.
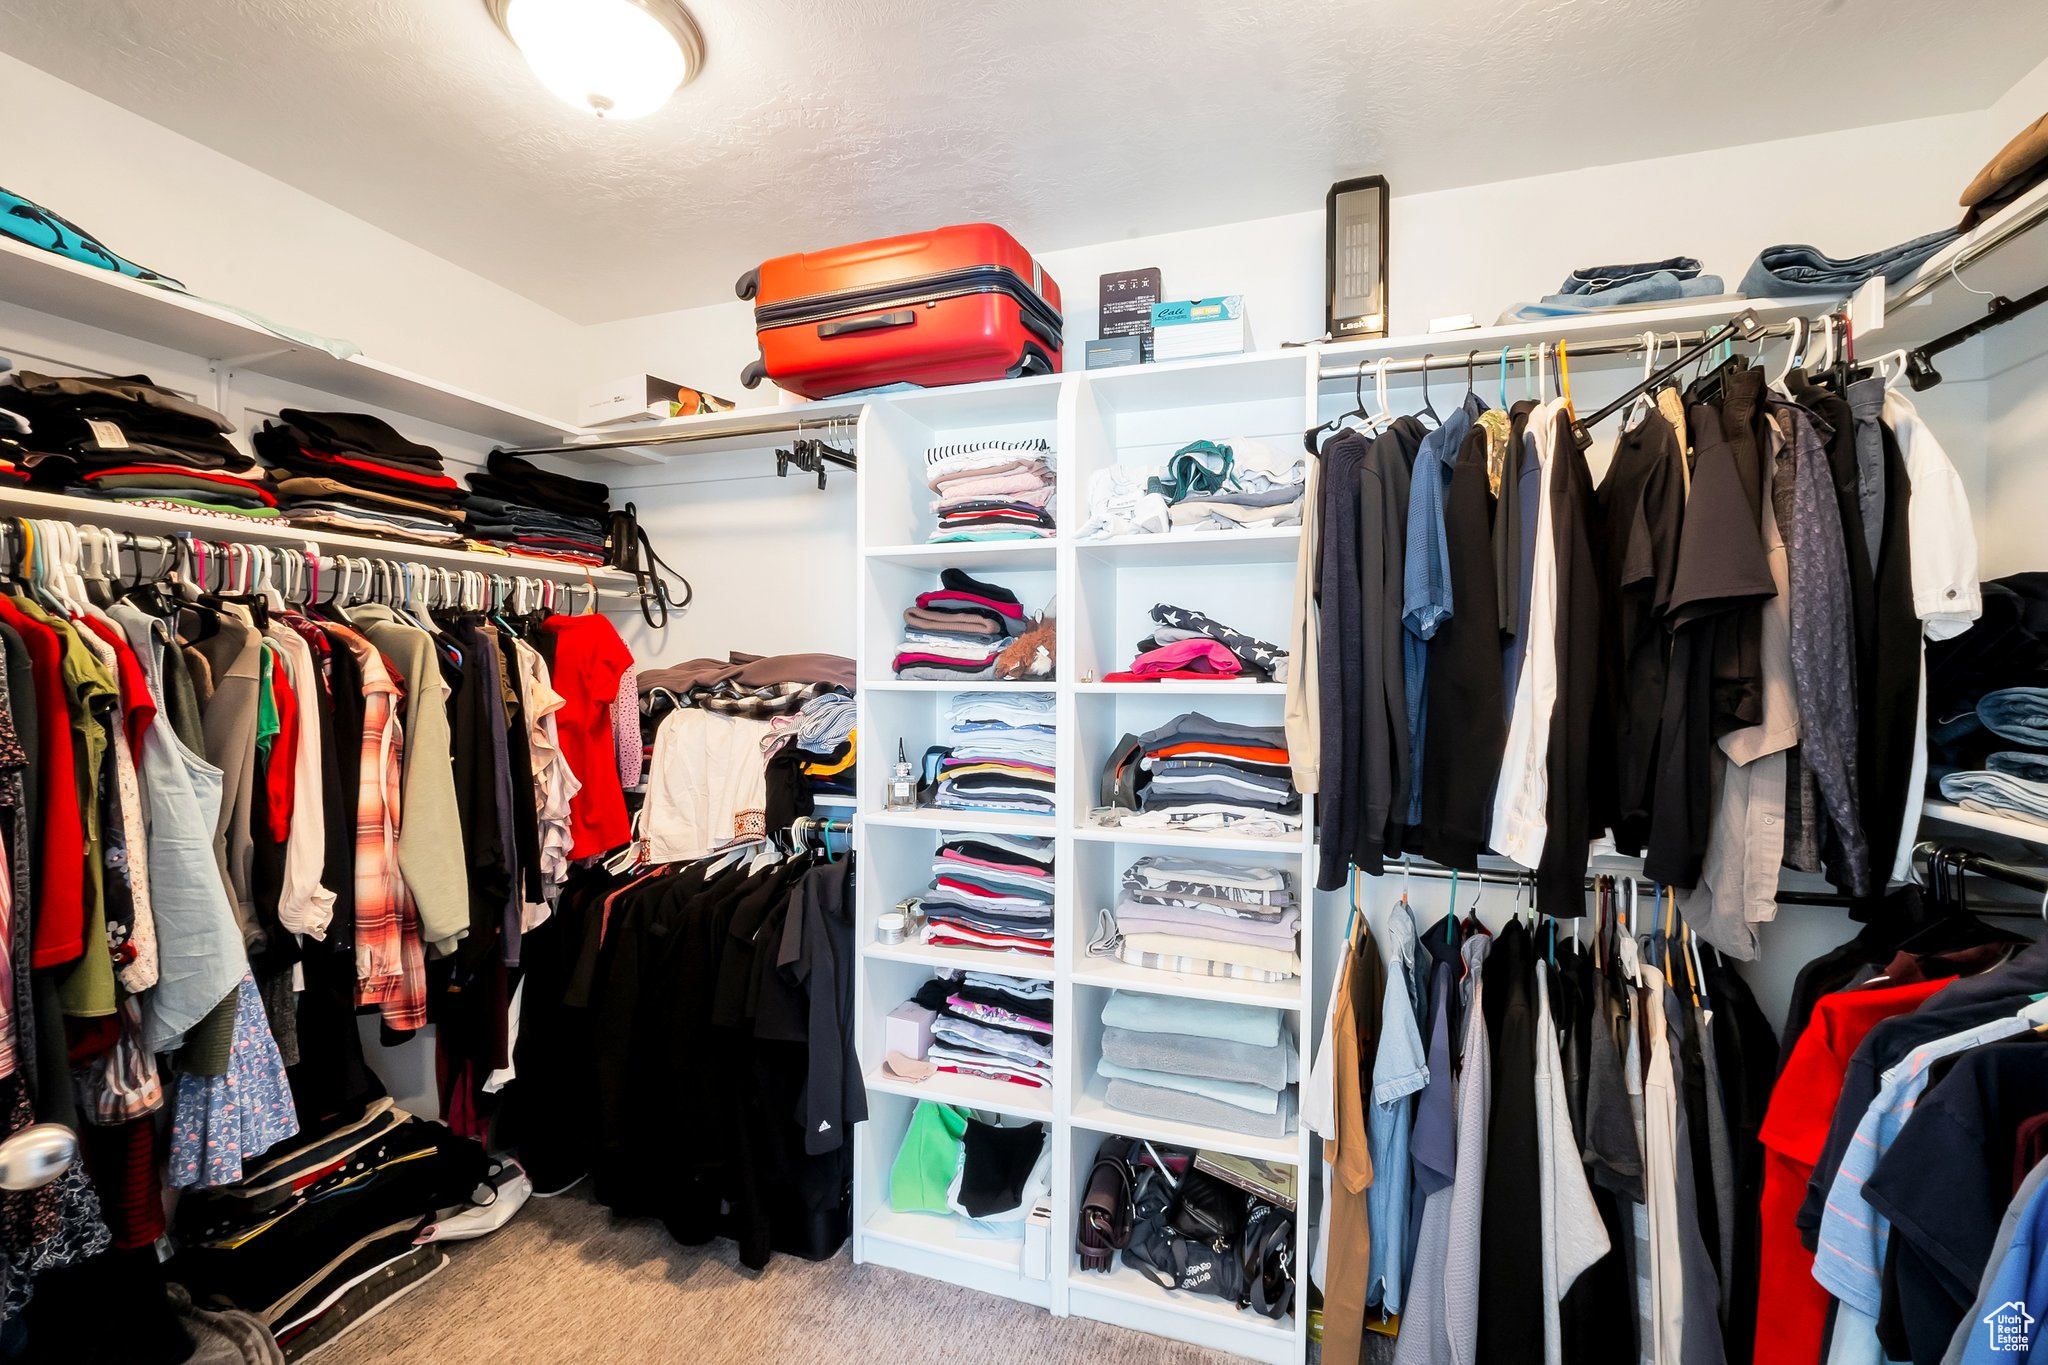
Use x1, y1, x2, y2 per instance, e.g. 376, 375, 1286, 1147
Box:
816, 310, 916, 338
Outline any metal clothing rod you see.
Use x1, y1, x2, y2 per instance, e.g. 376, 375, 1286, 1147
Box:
1904, 279, 2048, 390
1313, 319, 1793, 383
1369, 850, 2048, 918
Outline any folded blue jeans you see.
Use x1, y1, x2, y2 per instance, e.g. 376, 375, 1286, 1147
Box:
1736, 229, 1960, 298
1977, 687, 2048, 747
1938, 769, 2048, 824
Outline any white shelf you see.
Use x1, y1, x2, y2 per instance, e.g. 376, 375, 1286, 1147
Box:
1070, 1079, 1300, 1166
1070, 1262, 1297, 1343
0, 486, 631, 584
1072, 680, 1286, 696
1074, 527, 1302, 567
1918, 799, 2048, 848
1883, 176, 2048, 350
862, 1207, 1029, 1273
864, 1068, 1054, 1119
861, 808, 1058, 839
1315, 293, 1845, 378
863, 938, 1056, 980
883, 371, 1067, 426
864, 540, 1059, 571
862, 679, 1059, 693
1072, 820, 1307, 857
0, 233, 579, 449
1071, 954, 1305, 1011
852, 342, 1323, 1361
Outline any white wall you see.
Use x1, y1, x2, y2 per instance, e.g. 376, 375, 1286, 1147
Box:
0, 50, 587, 422
581, 104, 1989, 411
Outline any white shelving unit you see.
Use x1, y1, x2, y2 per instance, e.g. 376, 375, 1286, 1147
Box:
851, 351, 1316, 1365
841, 293, 1844, 1362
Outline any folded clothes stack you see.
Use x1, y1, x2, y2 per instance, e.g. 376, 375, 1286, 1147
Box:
893, 567, 1028, 680
792, 690, 856, 801
1097, 712, 1300, 838
1938, 686, 2048, 826
3, 370, 274, 512
1078, 438, 1305, 540
254, 408, 468, 544
1106, 602, 1290, 684
1096, 990, 1297, 1139
925, 438, 1056, 543
461, 452, 612, 565
888, 1102, 1050, 1243
911, 970, 1055, 1090
921, 832, 1055, 957
1098, 855, 1300, 981
934, 691, 1056, 817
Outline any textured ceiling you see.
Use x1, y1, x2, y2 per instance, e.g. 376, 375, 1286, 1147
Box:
1, 0, 2042, 322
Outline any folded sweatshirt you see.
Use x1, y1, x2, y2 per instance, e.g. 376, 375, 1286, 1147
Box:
1104, 1076, 1296, 1138
278, 408, 445, 470
1098, 988, 1283, 1047
1100, 1022, 1297, 1089
1097, 1057, 1281, 1114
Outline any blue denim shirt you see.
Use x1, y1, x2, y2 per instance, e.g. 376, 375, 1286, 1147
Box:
1366, 899, 1431, 1315
1401, 397, 1483, 826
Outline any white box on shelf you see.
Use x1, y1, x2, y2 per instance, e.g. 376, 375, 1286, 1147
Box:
1023, 1202, 1052, 1279
1150, 296, 1249, 361
885, 1001, 937, 1060
580, 374, 734, 427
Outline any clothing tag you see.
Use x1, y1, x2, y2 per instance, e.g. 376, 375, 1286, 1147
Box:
84, 418, 128, 450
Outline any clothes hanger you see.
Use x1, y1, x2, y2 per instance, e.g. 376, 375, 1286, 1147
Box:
1622, 332, 1660, 432
1416, 354, 1441, 427
1557, 340, 1574, 412
1498, 346, 1511, 411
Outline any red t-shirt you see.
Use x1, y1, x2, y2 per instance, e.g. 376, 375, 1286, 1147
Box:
1754, 975, 1954, 1365
0, 599, 85, 970
542, 614, 635, 860
266, 649, 298, 842
78, 617, 158, 759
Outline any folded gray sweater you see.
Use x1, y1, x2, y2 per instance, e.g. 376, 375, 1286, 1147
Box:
1104, 1076, 1297, 1139
1101, 1024, 1296, 1090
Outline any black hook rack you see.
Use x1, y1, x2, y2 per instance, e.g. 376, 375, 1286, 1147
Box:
774, 437, 857, 490
1904, 279, 2048, 391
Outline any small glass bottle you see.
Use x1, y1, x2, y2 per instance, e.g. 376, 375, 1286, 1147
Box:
886, 740, 919, 811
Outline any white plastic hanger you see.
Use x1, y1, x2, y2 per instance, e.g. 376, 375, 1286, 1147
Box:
1623, 331, 1661, 431
1771, 315, 1808, 390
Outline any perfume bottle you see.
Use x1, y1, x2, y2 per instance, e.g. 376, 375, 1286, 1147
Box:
886, 740, 919, 811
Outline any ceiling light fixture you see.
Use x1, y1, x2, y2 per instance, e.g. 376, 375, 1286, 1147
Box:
486, 0, 704, 120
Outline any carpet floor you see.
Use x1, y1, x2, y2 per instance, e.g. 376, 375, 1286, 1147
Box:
313, 1185, 1250, 1364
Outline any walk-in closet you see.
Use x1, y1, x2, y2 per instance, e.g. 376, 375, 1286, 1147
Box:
4, 4, 2048, 1364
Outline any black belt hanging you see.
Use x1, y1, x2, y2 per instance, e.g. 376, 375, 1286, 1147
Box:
606, 501, 692, 629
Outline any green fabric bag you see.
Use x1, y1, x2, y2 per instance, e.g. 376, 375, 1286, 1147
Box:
889, 1102, 968, 1214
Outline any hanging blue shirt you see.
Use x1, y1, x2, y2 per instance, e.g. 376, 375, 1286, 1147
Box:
1366, 900, 1431, 1315
1400, 395, 1483, 827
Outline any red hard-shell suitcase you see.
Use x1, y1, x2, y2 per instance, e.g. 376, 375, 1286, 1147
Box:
736, 224, 1063, 399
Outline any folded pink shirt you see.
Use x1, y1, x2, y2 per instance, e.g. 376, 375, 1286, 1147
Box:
1129, 638, 1242, 677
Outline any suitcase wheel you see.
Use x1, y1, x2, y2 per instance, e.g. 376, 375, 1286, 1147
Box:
735, 267, 760, 302
1007, 343, 1055, 381
740, 356, 769, 389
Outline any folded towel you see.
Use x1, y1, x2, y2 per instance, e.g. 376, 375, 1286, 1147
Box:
1099, 988, 1283, 1048
1104, 1076, 1296, 1139
1101, 1023, 1297, 1090
1097, 1057, 1280, 1114
1119, 932, 1302, 979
